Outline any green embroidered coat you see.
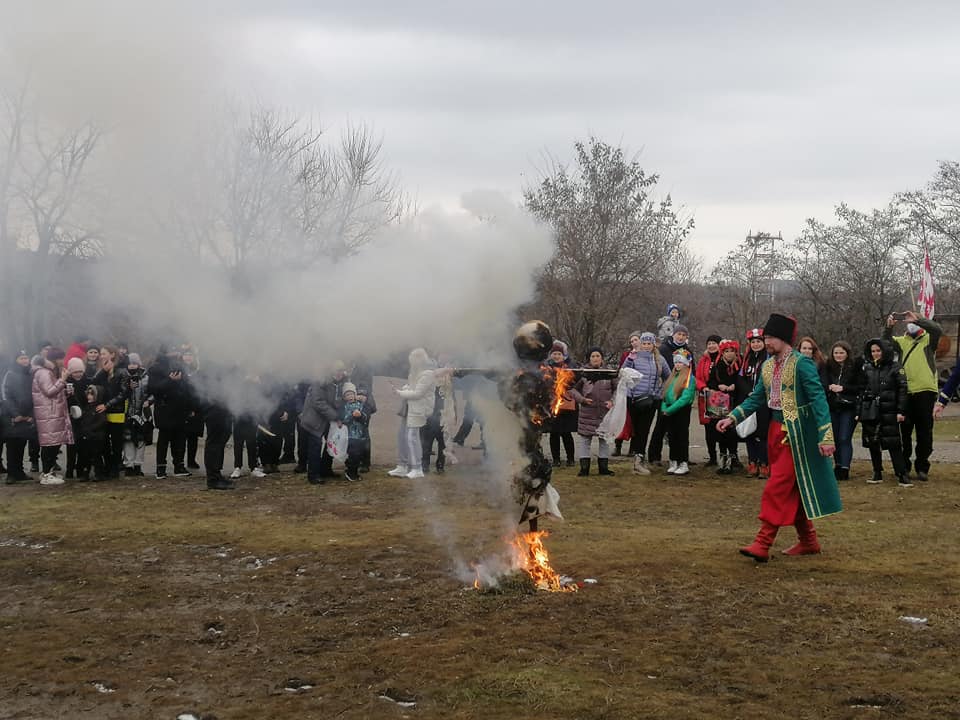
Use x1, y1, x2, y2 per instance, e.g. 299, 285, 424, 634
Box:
730, 351, 843, 520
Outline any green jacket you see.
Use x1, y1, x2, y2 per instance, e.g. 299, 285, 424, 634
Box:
660, 370, 696, 415
730, 350, 842, 520
883, 317, 942, 394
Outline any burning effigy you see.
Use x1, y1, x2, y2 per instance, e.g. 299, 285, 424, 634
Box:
466, 321, 619, 593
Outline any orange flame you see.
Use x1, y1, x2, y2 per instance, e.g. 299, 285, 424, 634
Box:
551, 368, 575, 415
512, 531, 577, 592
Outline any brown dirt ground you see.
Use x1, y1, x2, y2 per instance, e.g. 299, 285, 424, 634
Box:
2, 381, 960, 719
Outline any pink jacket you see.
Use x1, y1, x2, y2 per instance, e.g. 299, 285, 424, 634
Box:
31, 364, 74, 447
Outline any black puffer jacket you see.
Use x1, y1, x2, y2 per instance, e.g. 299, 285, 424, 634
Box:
1, 363, 37, 440
859, 339, 907, 450
820, 358, 862, 412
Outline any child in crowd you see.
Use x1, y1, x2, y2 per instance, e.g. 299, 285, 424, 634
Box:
708, 339, 743, 474
77, 385, 108, 481
661, 348, 697, 475
737, 329, 770, 478
657, 304, 682, 342
341, 382, 370, 482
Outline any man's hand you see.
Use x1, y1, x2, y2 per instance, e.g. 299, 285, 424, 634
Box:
819, 443, 836, 457
716, 417, 735, 433
829, 384, 843, 393
886, 314, 897, 328
934, 402, 945, 419
582, 398, 594, 406
352, 409, 361, 418
903, 311, 919, 323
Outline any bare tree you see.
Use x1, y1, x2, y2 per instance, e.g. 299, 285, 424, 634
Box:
784, 203, 913, 344
524, 138, 695, 357
0, 81, 103, 348
170, 102, 408, 281
898, 160, 960, 308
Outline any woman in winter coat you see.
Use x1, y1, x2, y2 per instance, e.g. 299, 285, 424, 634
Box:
546, 340, 578, 467
92, 346, 130, 479
820, 340, 862, 482
64, 357, 93, 479
1, 350, 37, 483
620, 331, 670, 474
390, 348, 436, 480
736, 328, 770, 478
695, 334, 722, 465
660, 348, 697, 475
569, 347, 617, 477
858, 338, 910, 487
31, 348, 73, 485
707, 339, 743, 474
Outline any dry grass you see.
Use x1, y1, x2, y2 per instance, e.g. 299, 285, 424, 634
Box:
1, 458, 959, 719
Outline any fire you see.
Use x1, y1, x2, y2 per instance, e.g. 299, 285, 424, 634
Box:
551, 367, 575, 415
512, 531, 577, 592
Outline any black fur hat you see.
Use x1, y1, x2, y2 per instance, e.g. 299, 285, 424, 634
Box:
763, 313, 798, 345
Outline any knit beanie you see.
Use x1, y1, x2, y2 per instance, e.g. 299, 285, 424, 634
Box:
673, 325, 689, 336
342, 382, 357, 395
67, 357, 85, 374
639, 332, 657, 344
127, 353, 142, 367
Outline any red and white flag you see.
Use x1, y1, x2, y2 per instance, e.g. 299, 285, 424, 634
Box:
917, 247, 936, 319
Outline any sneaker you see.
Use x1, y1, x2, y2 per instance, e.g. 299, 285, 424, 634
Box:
898, 476, 914, 488
867, 472, 883, 484
155, 469, 168, 479
632, 455, 651, 475
39, 473, 64, 486
387, 465, 409, 477
187, 461, 200, 470
666, 460, 678, 474
173, 467, 191, 477
916, 471, 929, 482
230, 467, 242, 479
344, 470, 358, 482
251, 467, 266, 478
674, 461, 690, 475
406, 468, 425, 479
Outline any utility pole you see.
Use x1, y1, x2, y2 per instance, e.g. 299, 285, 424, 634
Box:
745, 230, 781, 308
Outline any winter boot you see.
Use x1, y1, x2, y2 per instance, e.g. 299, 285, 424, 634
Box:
729, 454, 743, 472
633, 454, 651, 475
782, 515, 822, 556
747, 461, 758, 477
612, 440, 623, 457
867, 469, 883, 484
739, 521, 779, 562
718, 453, 731, 475
597, 458, 614, 476
577, 458, 591, 477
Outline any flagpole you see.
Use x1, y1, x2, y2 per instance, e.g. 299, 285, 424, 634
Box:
907, 260, 919, 313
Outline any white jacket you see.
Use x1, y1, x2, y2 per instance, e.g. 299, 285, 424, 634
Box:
397, 370, 436, 428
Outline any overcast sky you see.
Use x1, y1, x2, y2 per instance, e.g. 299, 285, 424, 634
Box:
6, 1, 960, 265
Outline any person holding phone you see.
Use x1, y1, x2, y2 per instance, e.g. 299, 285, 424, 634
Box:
883, 310, 943, 481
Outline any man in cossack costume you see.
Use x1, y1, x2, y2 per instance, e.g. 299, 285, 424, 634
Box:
717, 313, 841, 561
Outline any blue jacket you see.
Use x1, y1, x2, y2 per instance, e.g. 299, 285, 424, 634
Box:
621, 351, 671, 399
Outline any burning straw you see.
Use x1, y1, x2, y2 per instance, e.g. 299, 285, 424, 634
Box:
472, 531, 578, 593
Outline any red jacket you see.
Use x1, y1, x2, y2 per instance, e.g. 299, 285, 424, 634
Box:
695, 351, 719, 424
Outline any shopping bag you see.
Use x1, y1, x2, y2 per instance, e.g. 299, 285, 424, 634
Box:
597, 368, 643, 442
324, 423, 350, 459
735, 413, 757, 438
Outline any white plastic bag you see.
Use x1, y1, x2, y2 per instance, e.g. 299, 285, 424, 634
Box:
736, 413, 758, 438
325, 423, 349, 460
597, 368, 643, 443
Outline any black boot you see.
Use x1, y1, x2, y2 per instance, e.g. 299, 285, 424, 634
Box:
597, 458, 614, 476
612, 440, 622, 457
867, 469, 883, 484
577, 458, 591, 476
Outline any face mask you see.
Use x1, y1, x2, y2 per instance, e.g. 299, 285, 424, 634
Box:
906, 323, 921, 336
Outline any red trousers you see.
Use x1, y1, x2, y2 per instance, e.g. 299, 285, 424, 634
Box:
759, 420, 805, 527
